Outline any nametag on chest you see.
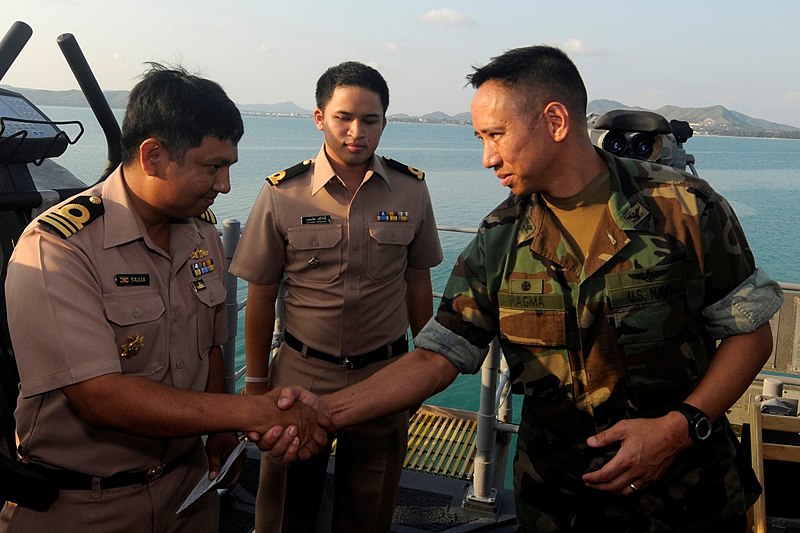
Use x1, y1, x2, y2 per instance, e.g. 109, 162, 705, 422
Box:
497, 279, 565, 310
605, 263, 686, 308
115, 274, 150, 286
301, 215, 331, 225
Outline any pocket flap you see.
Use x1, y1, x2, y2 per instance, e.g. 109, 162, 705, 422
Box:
105, 291, 166, 326
287, 225, 342, 251
368, 223, 414, 246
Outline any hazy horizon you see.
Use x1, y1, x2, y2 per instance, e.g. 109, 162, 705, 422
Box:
4, 1, 800, 127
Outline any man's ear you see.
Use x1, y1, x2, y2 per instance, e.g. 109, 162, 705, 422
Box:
313, 108, 325, 132
543, 102, 570, 143
139, 138, 164, 176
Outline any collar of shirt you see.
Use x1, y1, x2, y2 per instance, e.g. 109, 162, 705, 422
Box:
310, 144, 393, 195
97, 166, 204, 253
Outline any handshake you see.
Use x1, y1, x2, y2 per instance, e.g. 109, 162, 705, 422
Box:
244, 387, 332, 464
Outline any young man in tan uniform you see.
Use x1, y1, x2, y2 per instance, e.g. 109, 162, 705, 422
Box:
230, 61, 442, 532
3, 66, 329, 532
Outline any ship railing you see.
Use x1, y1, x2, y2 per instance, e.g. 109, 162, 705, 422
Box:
219, 218, 517, 511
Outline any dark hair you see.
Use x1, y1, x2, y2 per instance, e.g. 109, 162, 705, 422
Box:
467, 45, 587, 119
121, 63, 244, 164
315, 61, 389, 114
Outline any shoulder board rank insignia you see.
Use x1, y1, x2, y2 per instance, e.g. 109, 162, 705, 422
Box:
197, 209, 217, 225
39, 195, 104, 239
266, 159, 311, 186
381, 156, 424, 180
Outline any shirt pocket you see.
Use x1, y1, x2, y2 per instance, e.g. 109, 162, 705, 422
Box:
605, 262, 692, 406
605, 262, 688, 345
367, 223, 414, 283
104, 289, 166, 376
497, 280, 567, 346
192, 273, 226, 358
287, 224, 343, 284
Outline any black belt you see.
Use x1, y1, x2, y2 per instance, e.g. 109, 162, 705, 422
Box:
45, 451, 191, 490
283, 330, 408, 370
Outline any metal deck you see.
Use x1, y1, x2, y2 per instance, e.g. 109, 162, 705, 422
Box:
220, 405, 517, 533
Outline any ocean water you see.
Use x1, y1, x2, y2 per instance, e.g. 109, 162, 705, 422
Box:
40, 106, 800, 413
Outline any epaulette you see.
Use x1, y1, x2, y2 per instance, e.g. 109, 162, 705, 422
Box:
38, 195, 104, 239
197, 209, 217, 225
381, 156, 425, 180
266, 159, 312, 186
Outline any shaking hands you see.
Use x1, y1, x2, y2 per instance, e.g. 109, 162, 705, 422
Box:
244, 388, 332, 463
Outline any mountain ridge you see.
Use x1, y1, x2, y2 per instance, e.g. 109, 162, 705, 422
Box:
2, 84, 798, 138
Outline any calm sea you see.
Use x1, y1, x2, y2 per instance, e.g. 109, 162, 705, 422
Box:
42, 106, 800, 412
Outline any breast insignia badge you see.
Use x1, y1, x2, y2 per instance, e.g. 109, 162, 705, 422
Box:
192, 258, 215, 277
120, 333, 144, 359
376, 211, 409, 222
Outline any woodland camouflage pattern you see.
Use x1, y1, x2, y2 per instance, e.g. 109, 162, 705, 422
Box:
433, 149, 781, 531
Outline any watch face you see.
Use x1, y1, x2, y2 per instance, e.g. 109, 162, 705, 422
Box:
695, 416, 712, 441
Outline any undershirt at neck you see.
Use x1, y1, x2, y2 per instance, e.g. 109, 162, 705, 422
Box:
541, 166, 611, 264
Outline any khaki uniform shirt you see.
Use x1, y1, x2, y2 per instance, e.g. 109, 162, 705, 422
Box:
415, 149, 783, 530
7, 167, 227, 476
230, 145, 442, 355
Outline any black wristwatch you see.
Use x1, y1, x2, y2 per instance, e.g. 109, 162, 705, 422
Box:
673, 403, 712, 443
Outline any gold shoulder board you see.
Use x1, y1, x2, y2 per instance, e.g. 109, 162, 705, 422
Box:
39, 195, 104, 239
381, 156, 425, 180
198, 209, 217, 225
266, 159, 312, 187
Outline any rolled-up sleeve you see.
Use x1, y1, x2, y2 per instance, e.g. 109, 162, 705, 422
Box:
414, 318, 488, 374
702, 268, 784, 339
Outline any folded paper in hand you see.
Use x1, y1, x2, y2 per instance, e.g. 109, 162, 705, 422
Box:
177, 439, 247, 514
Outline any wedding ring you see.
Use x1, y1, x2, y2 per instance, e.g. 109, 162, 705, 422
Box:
629, 483, 638, 492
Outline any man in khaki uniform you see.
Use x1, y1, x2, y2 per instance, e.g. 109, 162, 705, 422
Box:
230, 61, 442, 532
3, 65, 329, 532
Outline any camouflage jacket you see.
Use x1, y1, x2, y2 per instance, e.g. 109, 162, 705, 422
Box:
416, 149, 783, 531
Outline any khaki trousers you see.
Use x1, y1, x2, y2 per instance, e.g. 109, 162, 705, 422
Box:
255, 343, 408, 533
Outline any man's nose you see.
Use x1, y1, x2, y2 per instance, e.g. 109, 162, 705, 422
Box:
482, 145, 500, 169
348, 120, 365, 139
213, 168, 231, 194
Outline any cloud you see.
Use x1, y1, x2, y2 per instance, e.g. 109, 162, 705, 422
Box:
561, 38, 604, 56
419, 8, 471, 26
783, 91, 800, 107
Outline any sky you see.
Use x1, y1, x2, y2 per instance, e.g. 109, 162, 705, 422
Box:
3, 1, 800, 127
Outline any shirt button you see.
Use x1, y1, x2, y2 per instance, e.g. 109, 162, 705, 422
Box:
173, 313, 181, 323
132, 308, 141, 318
312, 240, 319, 247
176, 360, 185, 369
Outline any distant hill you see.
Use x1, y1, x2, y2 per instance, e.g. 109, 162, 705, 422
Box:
2, 84, 797, 138
1, 84, 129, 109
587, 99, 800, 138
238, 101, 311, 115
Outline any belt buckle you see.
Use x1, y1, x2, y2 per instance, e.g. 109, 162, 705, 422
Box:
340, 357, 355, 370
146, 463, 165, 482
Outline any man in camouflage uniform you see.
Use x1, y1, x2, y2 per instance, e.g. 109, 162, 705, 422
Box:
272, 46, 784, 532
